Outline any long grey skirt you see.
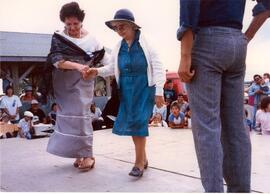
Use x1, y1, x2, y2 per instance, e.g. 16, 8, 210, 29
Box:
47, 67, 94, 158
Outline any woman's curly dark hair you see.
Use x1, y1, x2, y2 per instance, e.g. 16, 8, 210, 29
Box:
60, 2, 85, 22
260, 96, 270, 112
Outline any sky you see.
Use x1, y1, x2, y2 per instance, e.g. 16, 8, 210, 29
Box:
0, 0, 269, 81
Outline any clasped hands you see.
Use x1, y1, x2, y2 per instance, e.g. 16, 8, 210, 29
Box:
77, 65, 98, 80
77, 64, 165, 106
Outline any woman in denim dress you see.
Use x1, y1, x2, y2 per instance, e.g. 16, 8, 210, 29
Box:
86, 9, 166, 177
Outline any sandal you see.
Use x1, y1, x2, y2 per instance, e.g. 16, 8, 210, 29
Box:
73, 158, 83, 168
129, 166, 144, 177
78, 157, 95, 171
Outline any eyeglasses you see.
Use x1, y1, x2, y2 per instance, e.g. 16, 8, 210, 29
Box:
111, 24, 129, 32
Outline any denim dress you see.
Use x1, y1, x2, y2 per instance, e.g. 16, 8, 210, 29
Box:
113, 31, 155, 136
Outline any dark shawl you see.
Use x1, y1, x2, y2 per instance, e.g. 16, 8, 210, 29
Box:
47, 32, 105, 67
43, 32, 105, 96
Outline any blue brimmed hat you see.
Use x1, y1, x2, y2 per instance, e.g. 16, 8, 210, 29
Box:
105, 9, 141, 30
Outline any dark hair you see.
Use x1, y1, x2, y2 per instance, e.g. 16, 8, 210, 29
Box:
253, 74, 262, 80
167, 80, 172, 84
51, 103, 57, 110
263, 73, 270, 79
260, 96, 270, 111
60, 2, 85, 22
5, 85, 14, 95
170, 102, 180, 110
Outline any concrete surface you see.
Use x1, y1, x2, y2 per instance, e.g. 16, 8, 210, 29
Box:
0, 127, 269, 192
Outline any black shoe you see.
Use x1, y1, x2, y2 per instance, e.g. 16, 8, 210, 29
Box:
144, 160, 148, 169
129, 167, 144, 177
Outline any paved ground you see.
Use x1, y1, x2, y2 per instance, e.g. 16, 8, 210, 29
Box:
0, 128, 269, 192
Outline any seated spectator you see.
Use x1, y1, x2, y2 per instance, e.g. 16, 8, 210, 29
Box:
256, 96, 270, 135
18, 111, 35, 139
0, 86, 22, 124
164, 80, 177, 104
28, 100, 46, 123
90, 103, 104, 131
172, 93, 189, 113
152, 102, 167, 121
20, 86, 36, 103
48, 103, 57, 125
20, 86, 37, 120
149, 113, 168, 128
168, 102, 185, 129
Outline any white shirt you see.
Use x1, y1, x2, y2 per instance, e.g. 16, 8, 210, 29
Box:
18, 118, 32, 134
256, 110, 270, 134
0, 95, 22, 120
153, 104, 167, 120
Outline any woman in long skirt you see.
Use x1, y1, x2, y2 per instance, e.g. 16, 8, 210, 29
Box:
46, 2, 109, 171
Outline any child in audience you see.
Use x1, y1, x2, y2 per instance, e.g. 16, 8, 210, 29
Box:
168, 102, 185, 129
149, 113, 168, 128
18, 111, 34, 139
152, 102, 167, 121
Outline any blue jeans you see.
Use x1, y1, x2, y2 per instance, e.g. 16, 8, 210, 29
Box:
187, 27, 251, 192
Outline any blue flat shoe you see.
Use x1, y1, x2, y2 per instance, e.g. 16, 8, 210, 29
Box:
129, 166, 144, 177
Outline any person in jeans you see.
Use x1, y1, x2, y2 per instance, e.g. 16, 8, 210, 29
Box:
177, 0, 270, 192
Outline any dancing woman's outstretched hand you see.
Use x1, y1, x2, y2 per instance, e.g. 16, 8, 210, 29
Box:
82, 68, 98, 80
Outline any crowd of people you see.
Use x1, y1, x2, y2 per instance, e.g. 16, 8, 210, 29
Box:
5, 72, 268, 136
0, 85, 58, 139
150, 79, 191, 129
245, 73, 270, 135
